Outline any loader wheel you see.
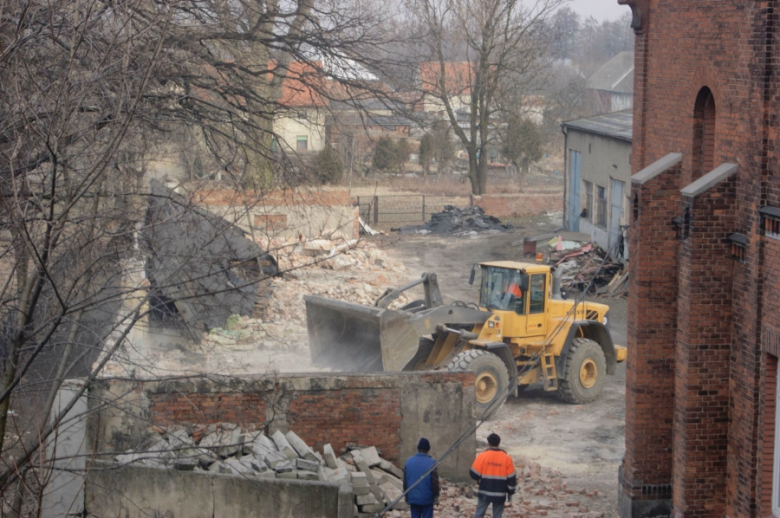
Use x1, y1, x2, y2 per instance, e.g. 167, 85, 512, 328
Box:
558, 338, 607, 404
403, 338, 436, 371
447, 350, 509, 417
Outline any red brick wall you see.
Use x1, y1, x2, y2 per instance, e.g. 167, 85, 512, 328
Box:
622, 159, 681, 503
757, 354, 777, 518
672, 177, 736, 517
620, 1, 780, 515
148, 393, 267, 431
287, 389, 402, 461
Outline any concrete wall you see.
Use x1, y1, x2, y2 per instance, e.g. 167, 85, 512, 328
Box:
85, 462, 350, 518
564, 129, 632, 252
192, 187, 359, 240
87, 372, 476, 480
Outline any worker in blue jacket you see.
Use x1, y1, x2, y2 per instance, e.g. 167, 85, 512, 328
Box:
403, 438, 441, 518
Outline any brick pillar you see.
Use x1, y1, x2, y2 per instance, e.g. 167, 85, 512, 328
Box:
672, 164, 737, 517
620, 153, 682, 518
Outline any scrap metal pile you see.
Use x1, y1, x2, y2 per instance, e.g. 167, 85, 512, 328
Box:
396, 206, 511, 236
549, 236, 628, 297
111, 424, 409, 514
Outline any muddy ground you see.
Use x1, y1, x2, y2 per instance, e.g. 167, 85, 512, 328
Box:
378, 212, 626, 517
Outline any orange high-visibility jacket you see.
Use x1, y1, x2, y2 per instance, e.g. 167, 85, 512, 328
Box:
469, 448, 517, 504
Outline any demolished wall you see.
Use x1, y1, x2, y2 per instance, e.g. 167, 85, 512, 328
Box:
87, 372, 476, 480
473, 193, 562, 218
85, 462, 350, 518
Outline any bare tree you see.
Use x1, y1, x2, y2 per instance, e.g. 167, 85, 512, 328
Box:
404, 0, 564, 194
0, 0, 405, 512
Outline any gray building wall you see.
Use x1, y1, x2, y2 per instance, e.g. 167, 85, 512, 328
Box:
563, 129, 632, 256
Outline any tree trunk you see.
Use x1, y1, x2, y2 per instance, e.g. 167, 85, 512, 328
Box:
467, 148, 481, 195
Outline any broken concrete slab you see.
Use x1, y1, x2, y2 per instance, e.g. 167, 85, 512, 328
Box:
378, 459, 404, 479
359, 446, 382, 467
359, 503, 384, 513
224, 457, 254, 475
207, 460, 235, 475
370, 469, 388, 485
271, 430, 298, 460
277, 471, 298, 479
255, 470, 277, 480
323, 444, 339, 469
286, 430, 318, 462
240, 455, 267, 473
260, 449, 290, 469
353, 485, 370, 496
352, 455, 376, 485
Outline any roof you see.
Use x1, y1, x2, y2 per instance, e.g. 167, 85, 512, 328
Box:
562, 110, 633, 142
418, 62, 473, 95
587, 52, 634, 94
479, 261, 550, 274
272, 61, 328, 108
330, 112, 413, 128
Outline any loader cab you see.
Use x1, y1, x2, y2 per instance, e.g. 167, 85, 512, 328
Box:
477, 262, 551, 338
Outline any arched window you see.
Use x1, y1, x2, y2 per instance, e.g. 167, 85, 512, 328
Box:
692, 87, 716, 179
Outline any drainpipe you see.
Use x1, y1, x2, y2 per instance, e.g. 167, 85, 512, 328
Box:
561, 124, 568, 230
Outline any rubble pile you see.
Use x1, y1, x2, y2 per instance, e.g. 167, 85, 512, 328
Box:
203, 240, 412, 351
549, 237, 627, 298
112, 424, 409, 515
396, 206, 511, 236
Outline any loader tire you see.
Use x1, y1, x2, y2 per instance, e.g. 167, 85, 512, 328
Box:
558, 338, 607, 404
403, 338, 436, 371
447, 350, 509, 417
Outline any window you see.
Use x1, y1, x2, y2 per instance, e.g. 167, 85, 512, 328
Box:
529, 274, 545, 314
773, 363, 780, 516
693, 87, 716, 179
479, 267, 527, 314
583, 181, 593, 222
271, 137, 279, 153
296, 136, 308, 150
597, 185, 607, 227
295, 111, 307, 122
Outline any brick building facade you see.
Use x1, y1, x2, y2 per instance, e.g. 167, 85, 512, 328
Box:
618, 1, 780, 517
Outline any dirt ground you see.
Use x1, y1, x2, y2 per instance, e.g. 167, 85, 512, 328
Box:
376, 212, 626, 518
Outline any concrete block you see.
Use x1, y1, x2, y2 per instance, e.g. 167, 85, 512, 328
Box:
359, 503, 384, 513
277, 471, 298, 479
241, 455, 268, 473
296, 458, 319, 472
323, 444, 339, 469
207, 460, 235, 474
260, 449, 288, 469
286, 430, 318, 462
356, 493, 379, 506
199, 427, 243, 458
353, 455, 378, 486
350, 471, 368, 487
273, 460, 294, 473
359, 446, 382, 467
271, 430, 298, 460
353, 484, 370, 496
378, 459, 404, 479
339, 485, 354, 518
257, 433, 278, 452
381, 473, 403, 490
255, 470, 277, 479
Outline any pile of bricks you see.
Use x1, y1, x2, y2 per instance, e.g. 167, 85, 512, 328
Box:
111, 423, 408, 516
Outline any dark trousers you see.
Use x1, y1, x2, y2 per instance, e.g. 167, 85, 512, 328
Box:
410, 503, 434, 518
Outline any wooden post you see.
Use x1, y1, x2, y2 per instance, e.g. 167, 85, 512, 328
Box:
373, 195, 379, 225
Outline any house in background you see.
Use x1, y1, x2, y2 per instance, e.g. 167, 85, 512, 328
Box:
587, 51, 634, 114
273, 61, 328, 154
562, 109, 632, 260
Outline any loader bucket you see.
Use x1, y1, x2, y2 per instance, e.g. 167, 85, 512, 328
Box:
304, 295, 420, 372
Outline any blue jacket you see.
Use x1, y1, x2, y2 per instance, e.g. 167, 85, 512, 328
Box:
403, 452, 440, 505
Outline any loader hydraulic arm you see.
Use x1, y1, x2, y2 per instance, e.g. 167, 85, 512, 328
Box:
374, 272, 443, 309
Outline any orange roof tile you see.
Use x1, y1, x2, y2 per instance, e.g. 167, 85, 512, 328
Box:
270, 61, 328, 108
418, 62, 473, 95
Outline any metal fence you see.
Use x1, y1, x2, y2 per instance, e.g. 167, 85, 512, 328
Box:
357, 195, 472, 225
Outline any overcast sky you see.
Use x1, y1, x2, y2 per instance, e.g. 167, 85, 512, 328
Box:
570, 0, 630, 21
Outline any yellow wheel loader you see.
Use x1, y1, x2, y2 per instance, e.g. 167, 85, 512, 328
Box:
305, 261, 626, 413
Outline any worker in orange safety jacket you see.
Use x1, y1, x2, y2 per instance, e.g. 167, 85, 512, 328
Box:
469, 433, 516, 518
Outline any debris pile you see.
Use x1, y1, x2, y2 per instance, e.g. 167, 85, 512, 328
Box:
112, 424, 409, 515
396, 206, 511, 236
552, 238, 627, 297
202, 240, 412, 351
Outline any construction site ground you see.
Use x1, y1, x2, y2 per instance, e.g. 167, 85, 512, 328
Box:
376, 211, 626, 518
